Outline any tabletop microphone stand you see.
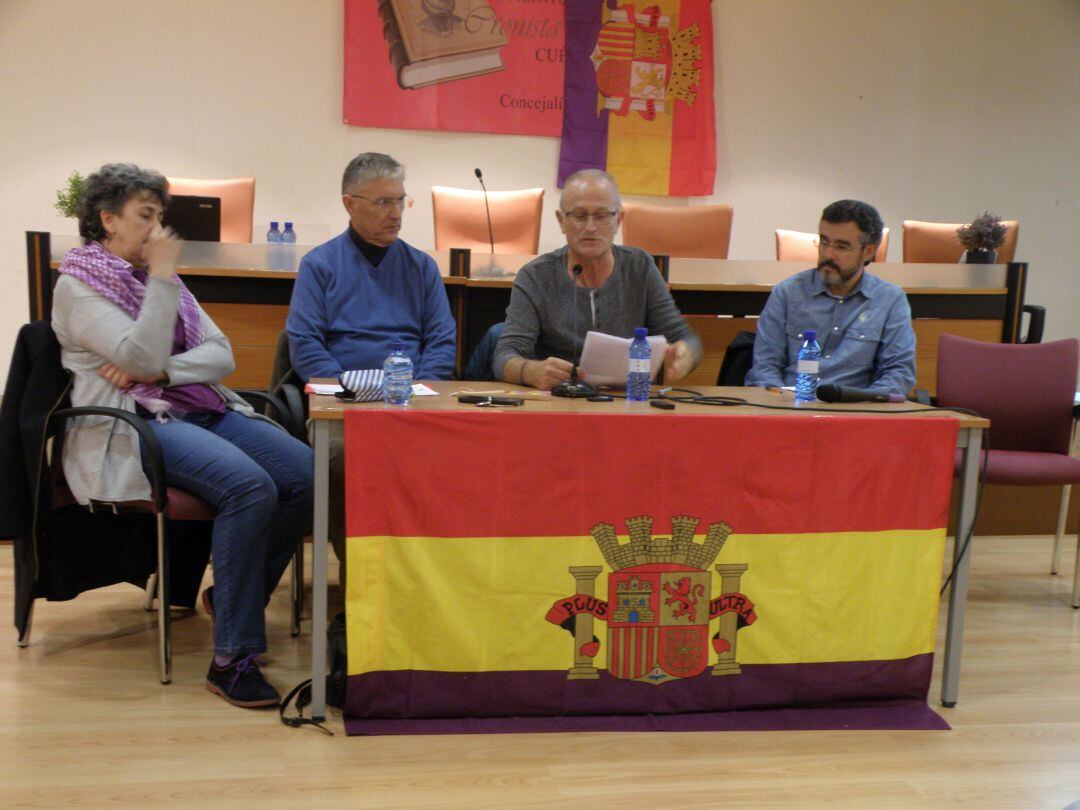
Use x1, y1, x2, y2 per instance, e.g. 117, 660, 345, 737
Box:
552, 264, 597, 398
474, 167, 502, 276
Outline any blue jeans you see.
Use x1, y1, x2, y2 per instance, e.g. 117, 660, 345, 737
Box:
140, 410, 313, 656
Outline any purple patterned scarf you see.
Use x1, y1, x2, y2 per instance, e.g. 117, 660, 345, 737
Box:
58, 241, 203, 415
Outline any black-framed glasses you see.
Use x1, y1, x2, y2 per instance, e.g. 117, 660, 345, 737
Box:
561, 209, 618, 225
346, 194, 414, 211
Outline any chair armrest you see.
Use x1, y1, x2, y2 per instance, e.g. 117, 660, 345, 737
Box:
51, 406, 167, 513
233, 389, 301, 438
275, 382, 307, 442
1021, 304, 1045, 344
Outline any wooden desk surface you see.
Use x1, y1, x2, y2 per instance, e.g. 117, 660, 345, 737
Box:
309, 380, 989, 430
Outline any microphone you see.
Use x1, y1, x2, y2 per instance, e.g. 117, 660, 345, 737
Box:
551, 264, 597, 398
474, 168, 501, 276
816, 384, 906, 404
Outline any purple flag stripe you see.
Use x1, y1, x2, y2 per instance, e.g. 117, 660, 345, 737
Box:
346, 699, 948, 735
345, 654, 937, 725
557, 0, 609, 186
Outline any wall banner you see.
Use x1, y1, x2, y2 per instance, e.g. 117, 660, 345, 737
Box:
344, 0, 566, 136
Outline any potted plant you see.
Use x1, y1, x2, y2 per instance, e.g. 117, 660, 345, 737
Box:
54, 170, 86, 219
956, 212, 1007, 263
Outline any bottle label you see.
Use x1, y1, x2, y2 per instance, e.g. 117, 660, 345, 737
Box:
628, 358, 650, 374
797, 359, 819, 374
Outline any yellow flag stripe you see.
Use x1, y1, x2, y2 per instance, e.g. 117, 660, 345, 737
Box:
346, 530, 945, 675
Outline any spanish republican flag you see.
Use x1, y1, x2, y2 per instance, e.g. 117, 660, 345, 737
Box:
344, 411, 957, 733
558, 0, 716, 196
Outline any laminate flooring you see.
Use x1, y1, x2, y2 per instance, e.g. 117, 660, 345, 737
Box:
1, 536, 1077, 808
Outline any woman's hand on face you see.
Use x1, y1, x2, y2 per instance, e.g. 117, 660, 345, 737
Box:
144, 224, 181, 280
98, 363, 166, 389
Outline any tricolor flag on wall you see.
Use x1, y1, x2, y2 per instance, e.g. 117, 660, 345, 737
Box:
343, 411, 957, 734
558, 0, 717, 196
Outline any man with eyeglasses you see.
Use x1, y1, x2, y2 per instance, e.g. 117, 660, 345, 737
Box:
287, 152, 456, 382
745, 199, 916, 396
286, 152, 456, 588
494, 169, 701, 390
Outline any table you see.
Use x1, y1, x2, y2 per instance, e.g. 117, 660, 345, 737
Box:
306, 382, 987, 721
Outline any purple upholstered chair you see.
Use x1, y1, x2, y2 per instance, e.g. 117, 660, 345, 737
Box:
936, 335, 1080, 607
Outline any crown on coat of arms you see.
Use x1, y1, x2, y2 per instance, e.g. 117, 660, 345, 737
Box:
590, 515, 732, 571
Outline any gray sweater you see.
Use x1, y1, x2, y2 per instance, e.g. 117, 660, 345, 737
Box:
493, 245, 702, 378
52, 273, 254, 504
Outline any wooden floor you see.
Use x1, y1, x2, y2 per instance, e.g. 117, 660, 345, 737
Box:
1, 536, 1078, 809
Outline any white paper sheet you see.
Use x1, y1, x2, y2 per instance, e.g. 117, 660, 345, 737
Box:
577, 331, 667, 387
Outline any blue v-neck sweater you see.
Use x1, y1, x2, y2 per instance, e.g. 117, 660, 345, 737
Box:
287, 231, 457, 381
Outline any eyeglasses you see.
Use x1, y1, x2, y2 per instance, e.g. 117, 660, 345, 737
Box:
346, 194, 414, 211
561, 209, 618, 225
814, 236, 867, 255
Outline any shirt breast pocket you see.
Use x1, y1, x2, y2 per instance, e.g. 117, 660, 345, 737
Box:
842, 309, 887, 357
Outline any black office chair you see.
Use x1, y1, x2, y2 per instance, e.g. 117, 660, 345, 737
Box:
716, 331, 756, 386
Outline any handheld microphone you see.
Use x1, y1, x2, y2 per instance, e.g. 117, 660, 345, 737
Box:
474, 167, 496, 257
551, 264, 596, 398
816, 384, 906, 403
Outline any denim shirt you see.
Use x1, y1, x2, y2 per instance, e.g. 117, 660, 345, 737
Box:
745, 267, 917, 395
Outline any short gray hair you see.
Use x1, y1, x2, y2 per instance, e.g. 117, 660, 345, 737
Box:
341, 152, 405, 195
77, 163, 170, 243
560, 168, 621, 211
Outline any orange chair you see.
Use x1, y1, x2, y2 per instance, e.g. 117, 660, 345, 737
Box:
432, 186, 544, 254
903, 219, 1019, 263
620, 202, 733, 259
166, 176, 256, 243
775, 228, 890, 263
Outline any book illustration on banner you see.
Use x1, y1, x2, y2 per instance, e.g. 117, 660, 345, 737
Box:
545, 515, 757, 685
593, 5, 702, 119
377, 0, 509, 89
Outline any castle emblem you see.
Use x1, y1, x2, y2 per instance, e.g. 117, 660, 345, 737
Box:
592, 4, 702, 120
545, 515, 757, 685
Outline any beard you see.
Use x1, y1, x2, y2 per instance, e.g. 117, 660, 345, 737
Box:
817, 259, 859, 288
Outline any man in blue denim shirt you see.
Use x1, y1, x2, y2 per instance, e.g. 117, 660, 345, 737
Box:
746, 200, 916, 396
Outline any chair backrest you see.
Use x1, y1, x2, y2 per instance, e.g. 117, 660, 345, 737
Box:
432, 186, 544, 254
935, 335, 1078, 454
166, 176, 255, 243
620, 202, 733, 259
903, 219, 1019, 263
716, 330, 756, 386
775, 228, 890, 263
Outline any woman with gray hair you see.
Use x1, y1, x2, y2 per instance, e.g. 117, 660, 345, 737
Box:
51, 163, 313, 709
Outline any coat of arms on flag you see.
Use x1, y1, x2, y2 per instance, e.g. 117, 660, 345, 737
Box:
546, 515, 756, 685
559, 0, 716, 196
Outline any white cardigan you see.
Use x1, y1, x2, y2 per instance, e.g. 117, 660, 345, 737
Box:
51, 273, 255, 504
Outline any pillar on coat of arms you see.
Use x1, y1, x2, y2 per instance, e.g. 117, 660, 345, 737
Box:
567, 566, 603, 679
712, 563, 749, 675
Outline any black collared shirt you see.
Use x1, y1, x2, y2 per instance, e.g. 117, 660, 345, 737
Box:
347, 225, 391, 267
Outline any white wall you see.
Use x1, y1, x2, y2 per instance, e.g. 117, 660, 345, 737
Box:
2, 0, 1077, 387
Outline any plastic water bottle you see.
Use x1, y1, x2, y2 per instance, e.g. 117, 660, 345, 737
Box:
266, 221, 281, 243
382, 341, 414, 406
627, 327, 652, 403
281, 222, 296, 244
795, 329, 821, 403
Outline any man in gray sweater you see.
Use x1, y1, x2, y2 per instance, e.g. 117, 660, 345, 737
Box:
494, 169, 701, 389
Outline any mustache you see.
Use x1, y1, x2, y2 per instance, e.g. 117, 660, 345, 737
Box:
817, 260, 840, 272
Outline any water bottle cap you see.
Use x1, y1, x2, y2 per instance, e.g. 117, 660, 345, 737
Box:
270, 221, 279, 228
284, 222, 293, 228
803, 329, 817, 341
634, 327, 648, 338
391, 340, 405, 352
